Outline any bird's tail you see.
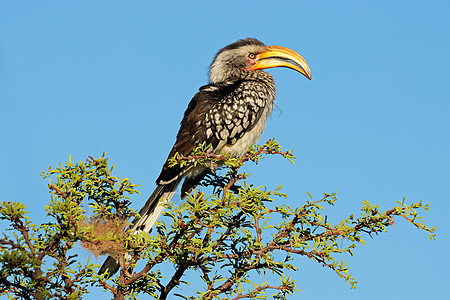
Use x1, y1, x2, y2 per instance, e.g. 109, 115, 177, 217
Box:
98, 179, 181, 277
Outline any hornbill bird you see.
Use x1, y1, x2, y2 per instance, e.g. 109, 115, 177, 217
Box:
99, 38, 311, 276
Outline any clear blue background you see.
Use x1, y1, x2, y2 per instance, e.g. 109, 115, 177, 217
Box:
1, 1, 448, 299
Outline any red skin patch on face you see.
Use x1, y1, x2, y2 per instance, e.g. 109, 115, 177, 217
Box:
245, 54, 259, 70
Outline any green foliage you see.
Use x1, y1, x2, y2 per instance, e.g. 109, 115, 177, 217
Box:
0, 153, 139, 299
0, 140, 435, 300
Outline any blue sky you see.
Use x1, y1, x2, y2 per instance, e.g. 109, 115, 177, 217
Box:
1, 1, 449, 299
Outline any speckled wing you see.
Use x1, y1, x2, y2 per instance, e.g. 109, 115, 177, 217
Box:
156, 79, 272, 187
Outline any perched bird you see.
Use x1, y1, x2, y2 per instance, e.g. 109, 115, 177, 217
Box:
99, 38, 311, 276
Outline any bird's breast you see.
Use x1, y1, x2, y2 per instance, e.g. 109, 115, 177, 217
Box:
219, 101, 274, 156
211, 79, 276, 156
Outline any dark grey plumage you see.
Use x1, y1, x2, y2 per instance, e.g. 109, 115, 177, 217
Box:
157, 72, 275, 188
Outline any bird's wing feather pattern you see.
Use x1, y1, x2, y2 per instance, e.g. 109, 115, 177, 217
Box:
156, 79, 271, 186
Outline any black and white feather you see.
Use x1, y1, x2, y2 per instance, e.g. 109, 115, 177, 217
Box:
99, 38, 286, 276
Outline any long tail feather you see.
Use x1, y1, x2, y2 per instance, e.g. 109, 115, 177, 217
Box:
98, 179, 181, 277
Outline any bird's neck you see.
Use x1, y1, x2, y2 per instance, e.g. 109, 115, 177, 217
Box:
209, 69, 275, 87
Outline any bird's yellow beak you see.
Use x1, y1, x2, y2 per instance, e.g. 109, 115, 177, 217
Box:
252, 45, 311, 80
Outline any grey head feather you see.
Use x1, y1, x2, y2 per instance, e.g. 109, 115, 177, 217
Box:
209, 38, 267, 84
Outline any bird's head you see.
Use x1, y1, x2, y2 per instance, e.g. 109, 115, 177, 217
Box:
209, 38, 311, 84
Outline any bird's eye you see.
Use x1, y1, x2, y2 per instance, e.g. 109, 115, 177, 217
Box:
248, 53, 256, 59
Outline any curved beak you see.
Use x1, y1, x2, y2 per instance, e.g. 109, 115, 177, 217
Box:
252, 45, 311, 80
